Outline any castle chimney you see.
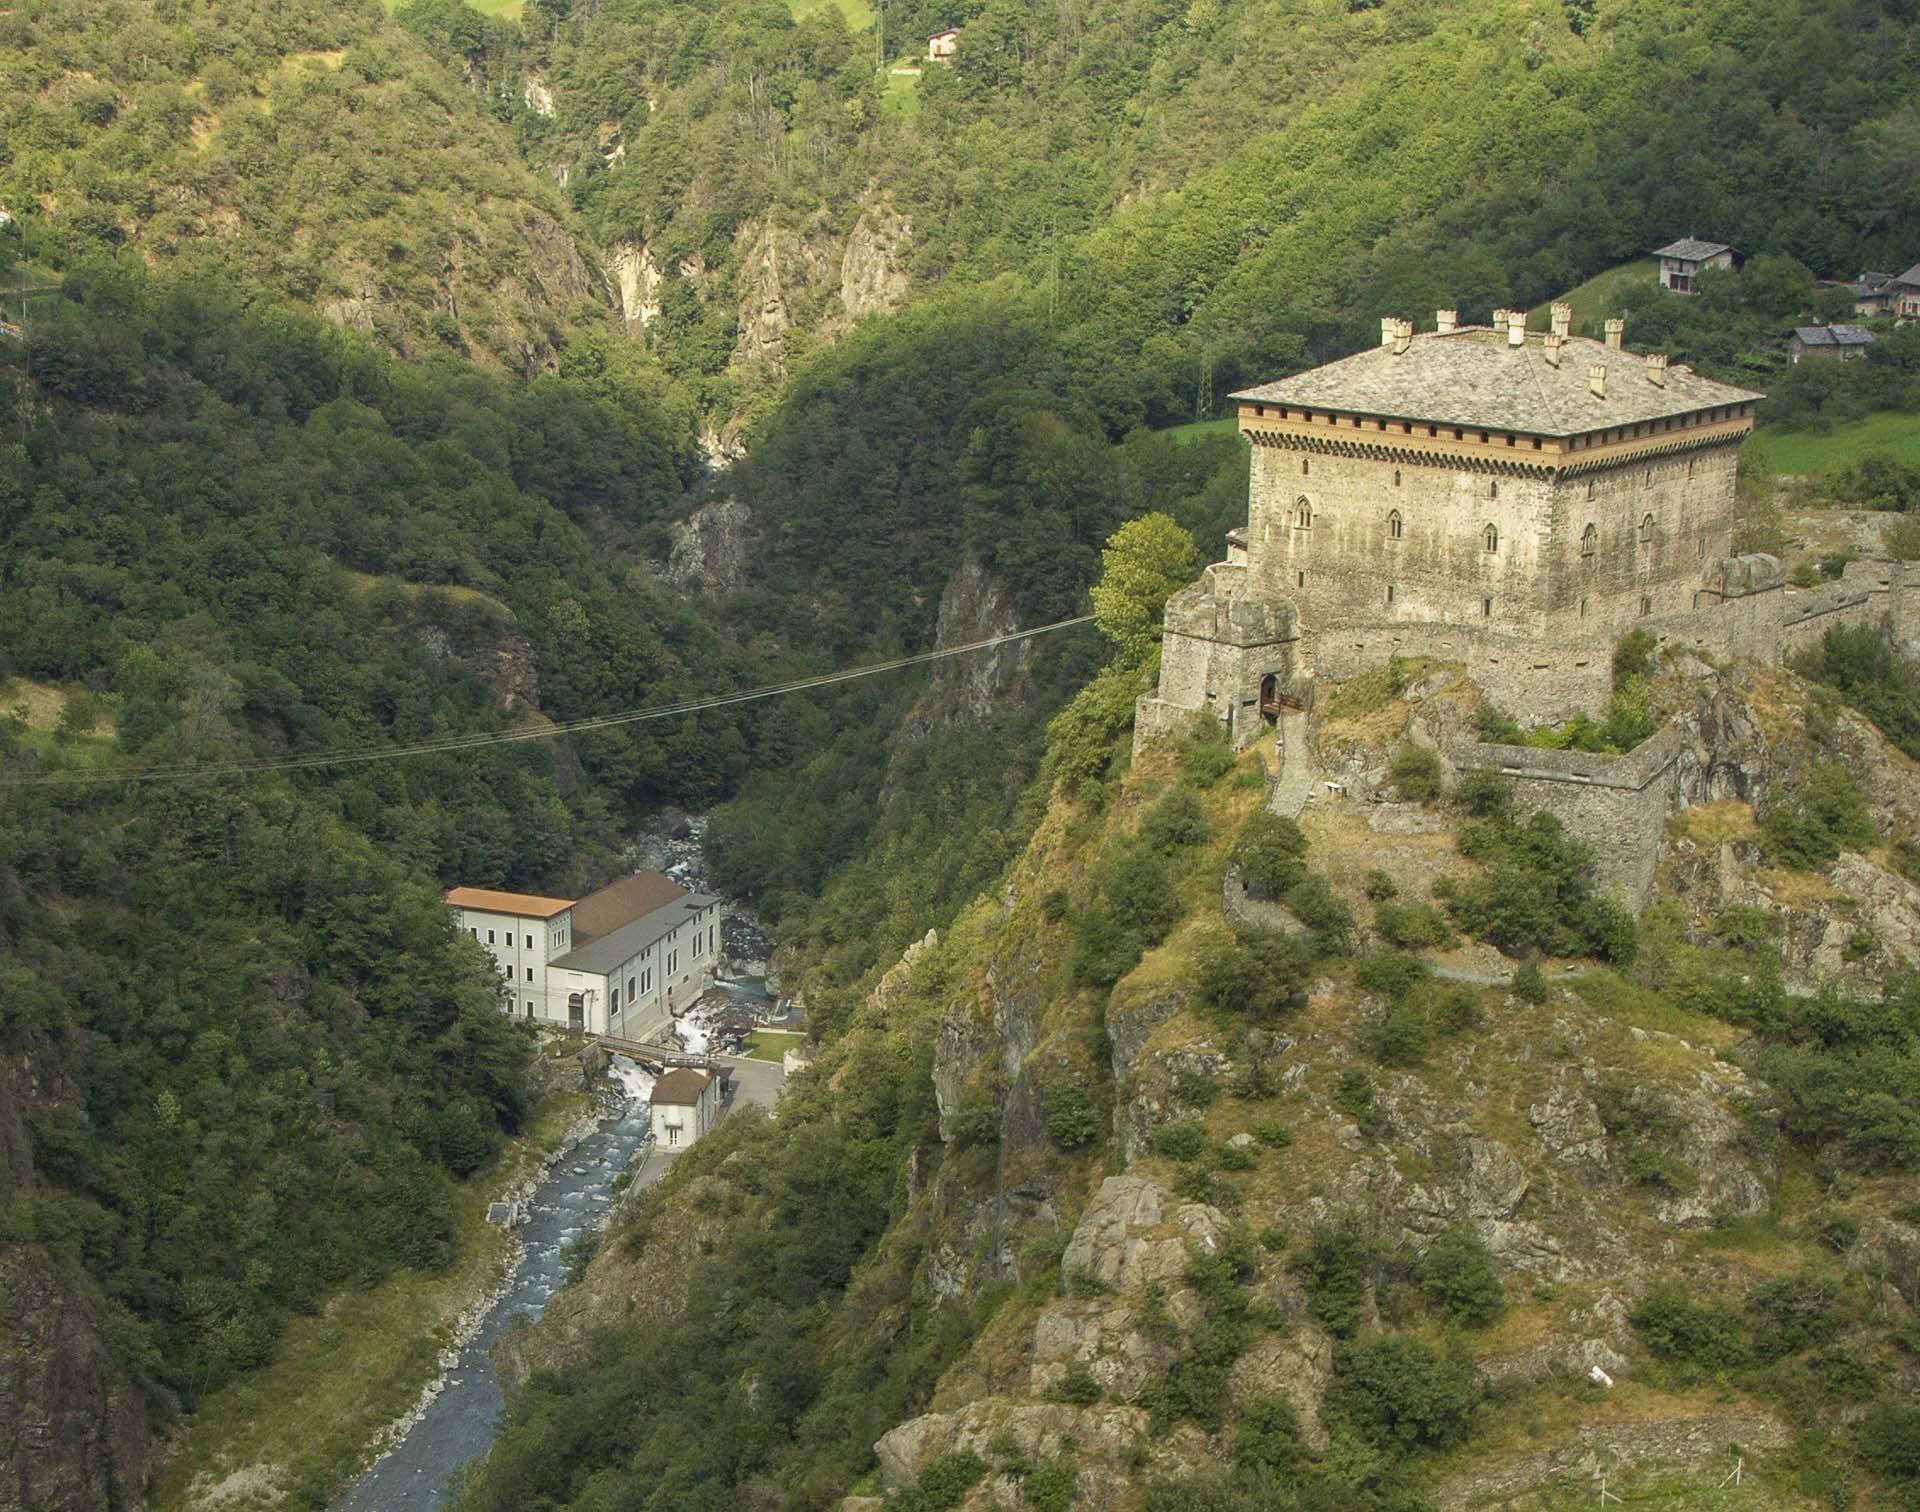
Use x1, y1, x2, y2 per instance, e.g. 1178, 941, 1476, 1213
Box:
1646, 352, 1668, 387
1508, 312, 1526, 347
1436, 308, 1458, 334
1492, 308, 1510, 334
1381, 316, 1397, 348
1551, 302, 1572, 338
1544, 332, 1563, 368
1392, 317, 1413, 356
1604, 317, 1624, 351
1589, 364, 1607, 398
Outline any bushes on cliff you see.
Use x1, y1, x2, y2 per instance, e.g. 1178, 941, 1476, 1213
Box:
1439, 809, 1636, 964
1758, 762, 1878, 869
1231, 811, 1309, 898
1195, 926, 1313, 1021
1388, 745, 1444, 804
1325, 1335, 1484, 1450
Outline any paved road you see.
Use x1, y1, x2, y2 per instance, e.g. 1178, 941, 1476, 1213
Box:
716, 1053, 786, 1115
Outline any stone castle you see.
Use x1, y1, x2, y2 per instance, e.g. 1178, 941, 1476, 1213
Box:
1139, 305, 1904, 754
1137, 307, 1915, 903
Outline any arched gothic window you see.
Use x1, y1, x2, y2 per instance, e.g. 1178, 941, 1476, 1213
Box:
1294, 498, 1312, 529
1387, 510, 1403, 540
1483, 523, 1499, 553
1581, 523, 1597, 557
1639, 513, 1655, 545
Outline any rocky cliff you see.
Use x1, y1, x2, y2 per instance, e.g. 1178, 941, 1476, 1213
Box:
0, 1047, 151, 1512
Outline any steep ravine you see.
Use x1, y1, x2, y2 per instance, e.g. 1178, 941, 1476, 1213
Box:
488, 661, 1920, 1510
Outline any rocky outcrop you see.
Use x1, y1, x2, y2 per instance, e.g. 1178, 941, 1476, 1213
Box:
838, 206, 911, 320
662, 498, 753, 598
607, 239, 664, 330
0, 1050, 151, 1512
875, 1402, 1169, 1510
730, 219, 834, 373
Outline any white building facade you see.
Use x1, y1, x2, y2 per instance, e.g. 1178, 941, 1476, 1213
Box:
649, 1068, 720, 1148
446, 873, 723, 1040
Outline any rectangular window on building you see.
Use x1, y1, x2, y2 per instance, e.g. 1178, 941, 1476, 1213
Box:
1482, 598, 1492, 617
487, 929, 495, 944
526, 967, 534, 982
525, 934, 533, 949
628, 976, 636, 1000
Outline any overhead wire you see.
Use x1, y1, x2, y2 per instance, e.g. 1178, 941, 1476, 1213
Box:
0, 613, 1097, 790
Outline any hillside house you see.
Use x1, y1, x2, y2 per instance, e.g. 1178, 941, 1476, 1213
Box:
1898, 263, 1920, 321
1790, 324, 1875, 362
446, 871, 723, 1039
927, 28, 959, 60
1847, 272, 1898, 317
650, 1068, 720, 1147
1653, 238, 1739, 294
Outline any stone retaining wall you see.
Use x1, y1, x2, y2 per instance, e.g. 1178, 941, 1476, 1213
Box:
1451, 727, 1688, 907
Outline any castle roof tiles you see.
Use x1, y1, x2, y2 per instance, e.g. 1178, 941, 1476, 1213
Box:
1230, 327, 1762, 438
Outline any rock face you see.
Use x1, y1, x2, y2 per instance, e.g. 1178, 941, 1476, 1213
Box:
838, 207, 911, 319
663, 499, 753, 599
607, 238, 664, 329
730, 220, 834, 373
0, 1049, 150, 1512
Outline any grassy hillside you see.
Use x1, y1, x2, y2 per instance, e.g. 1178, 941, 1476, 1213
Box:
1757, 412, 1920, 476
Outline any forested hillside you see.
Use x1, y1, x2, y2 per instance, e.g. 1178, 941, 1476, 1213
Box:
0, 0, 614, 366
5, 0, 1920, 1503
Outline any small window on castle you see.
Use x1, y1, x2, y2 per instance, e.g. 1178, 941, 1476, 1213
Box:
1295, 499, 1312, 529
1639, 513, 1654, 545
1386, 584, 1396, 605
1687, 458, 1695, 477
1301, 458, 1310, 476
1393, 468, 1402, 487
1644, 467, 1653, 486
1585, 480, 1596, 501
1579, 597, 1588, 617
1482, 598, 1493, 617
1581, 523, 1597, 557
1387, 510, 1403, 540
1483, 523, 1499, 553
1489, 480, 1499, 499
1297, 571, 1306, 589
1640, 596, 1652, 617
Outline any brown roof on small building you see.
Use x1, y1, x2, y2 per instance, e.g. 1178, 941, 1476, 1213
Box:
568, 870, 688, 947
1231, 327, 1763, 437
652, 1068, 711, 1106
445, 886, 575, 918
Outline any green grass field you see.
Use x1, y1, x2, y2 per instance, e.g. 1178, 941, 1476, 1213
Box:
1530, 258, 1658, 334
789, 0, 875, 28
1159, 416, 1245, 445
1754, 410, 1920, 476
382, 0, 522, 17
742, 1031, 797, 1063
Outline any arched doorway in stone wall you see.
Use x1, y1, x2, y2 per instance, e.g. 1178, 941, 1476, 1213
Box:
1259, 673, 1281, 724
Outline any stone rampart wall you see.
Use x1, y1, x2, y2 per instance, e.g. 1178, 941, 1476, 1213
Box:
1451, 727, 1687, 908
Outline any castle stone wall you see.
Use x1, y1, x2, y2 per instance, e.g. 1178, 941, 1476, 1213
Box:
1451, 727, 1687, 908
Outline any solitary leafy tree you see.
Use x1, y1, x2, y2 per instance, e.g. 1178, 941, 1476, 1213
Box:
1089, 513, 1197, 665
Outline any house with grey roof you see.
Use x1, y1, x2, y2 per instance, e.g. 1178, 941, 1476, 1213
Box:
447, 870, 723, 1038
1653, 237, 1739, 294
1790, 324, 1875, 363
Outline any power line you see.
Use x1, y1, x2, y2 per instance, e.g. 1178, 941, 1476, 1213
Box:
2, 614, 1097, 790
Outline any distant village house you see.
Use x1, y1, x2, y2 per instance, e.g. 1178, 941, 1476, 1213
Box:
446, 871, 722, 1041
1790, 324, 1875, 363
927, 28, 959, 61
1653, 238, 1739, 294
649, 1067, 720, 1147
1843, 265, 1920, 319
